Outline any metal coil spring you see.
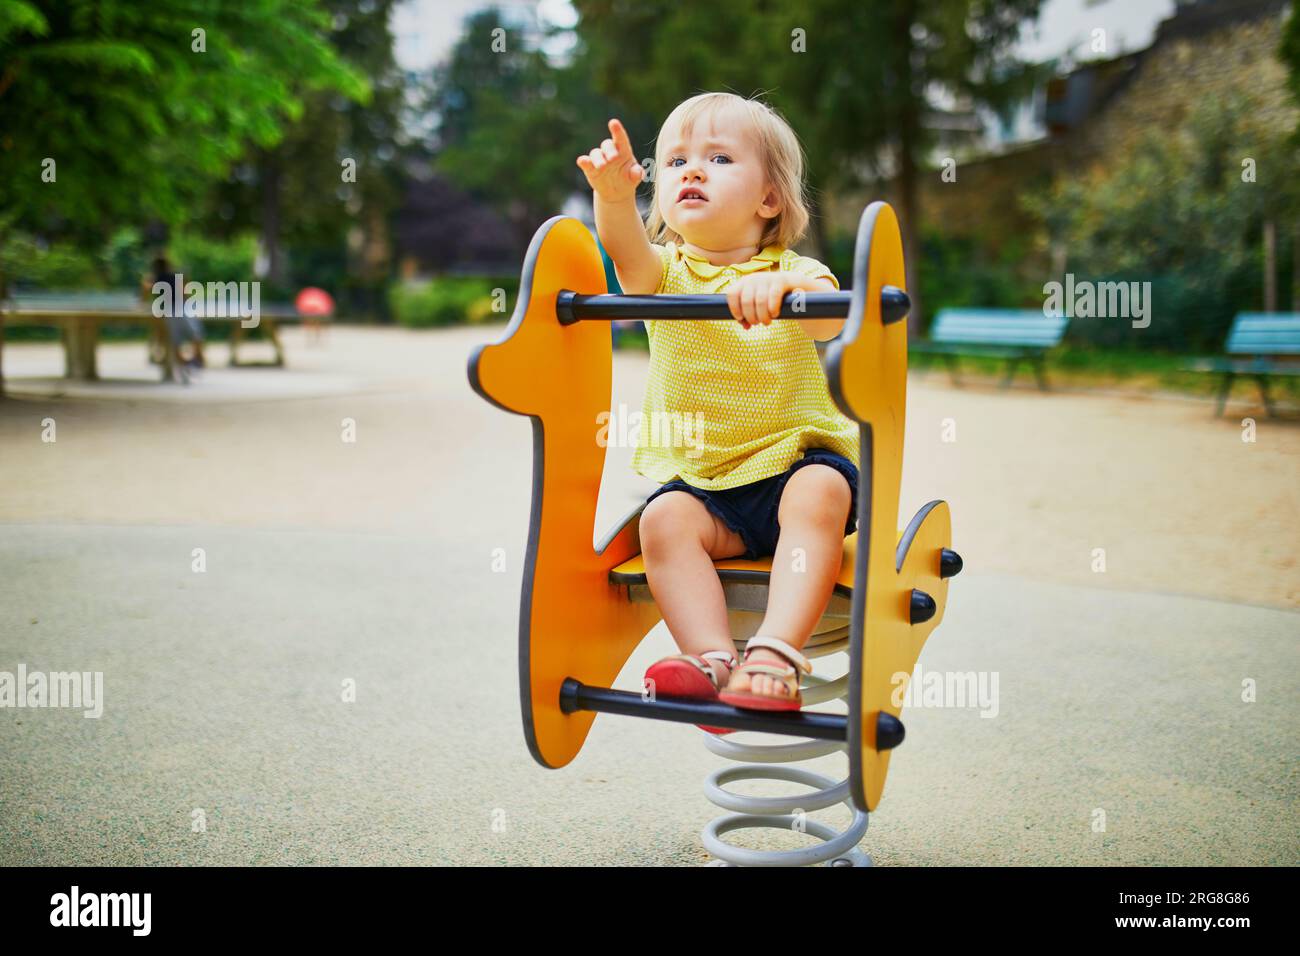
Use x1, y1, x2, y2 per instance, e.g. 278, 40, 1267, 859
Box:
700, 626, 872, 867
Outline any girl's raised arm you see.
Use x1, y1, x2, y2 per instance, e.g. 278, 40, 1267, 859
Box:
576, 118, 660, 295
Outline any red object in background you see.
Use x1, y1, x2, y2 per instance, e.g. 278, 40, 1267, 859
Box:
295, 287, 335, 316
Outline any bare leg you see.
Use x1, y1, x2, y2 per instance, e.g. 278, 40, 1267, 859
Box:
725, 464, 850, 700
639, 491, 749, 683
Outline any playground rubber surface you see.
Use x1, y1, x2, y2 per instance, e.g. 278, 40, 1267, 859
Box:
1, 327, 1296, 865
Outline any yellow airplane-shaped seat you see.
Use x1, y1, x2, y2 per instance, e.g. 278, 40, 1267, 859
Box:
607, 529, 905, 647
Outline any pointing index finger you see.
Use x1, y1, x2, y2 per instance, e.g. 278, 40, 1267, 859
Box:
609, 118, 634, 158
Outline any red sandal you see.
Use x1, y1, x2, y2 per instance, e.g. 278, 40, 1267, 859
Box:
643, 649, 739, 735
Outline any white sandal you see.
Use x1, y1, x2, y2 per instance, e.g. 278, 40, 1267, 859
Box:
718, 635, 812, 711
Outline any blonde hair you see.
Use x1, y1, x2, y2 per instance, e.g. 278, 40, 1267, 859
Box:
643, 91, 811, 251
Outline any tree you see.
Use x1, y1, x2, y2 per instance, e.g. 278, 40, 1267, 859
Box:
1280, 1, 1300, 308
1023, 88, 1300, 351
0, 0, 367, 257
1282, 1, 1300, 125
196, 0, 409, 293
571, 0, 1045, 332
423, 7, 649, 251
0, 0, 367, 391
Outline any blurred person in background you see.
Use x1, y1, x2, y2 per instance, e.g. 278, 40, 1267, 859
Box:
144, 254, 206, 369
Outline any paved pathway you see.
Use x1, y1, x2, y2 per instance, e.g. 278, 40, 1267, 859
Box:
1, 327, 1295, 864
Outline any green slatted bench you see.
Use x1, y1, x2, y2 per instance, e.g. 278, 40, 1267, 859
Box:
911, 308, 1070, 391
1184, 313, 1300, 416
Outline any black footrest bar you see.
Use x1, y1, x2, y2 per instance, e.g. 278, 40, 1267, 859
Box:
560, 679, 848, 740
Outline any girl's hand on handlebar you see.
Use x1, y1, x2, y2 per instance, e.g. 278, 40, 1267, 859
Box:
576, 118, 645, 203
727, 272, 799, 329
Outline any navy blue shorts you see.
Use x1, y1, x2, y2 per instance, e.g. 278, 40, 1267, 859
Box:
643, 447, 859, 561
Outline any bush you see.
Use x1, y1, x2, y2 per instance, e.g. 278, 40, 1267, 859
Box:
0, 225, 264, 294
0, 230, 103, 290
918, 228, 1044, 314
387, 275, 519, 328
1022, 89, 1299, 353
338, 276, 390, 324
169, 231, 259, 283
101, 227, 150, 288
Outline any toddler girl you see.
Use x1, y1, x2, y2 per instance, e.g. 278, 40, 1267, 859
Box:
576, 92, 860, 733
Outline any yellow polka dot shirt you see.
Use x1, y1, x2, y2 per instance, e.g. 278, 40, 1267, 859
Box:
631, 240, 860, 490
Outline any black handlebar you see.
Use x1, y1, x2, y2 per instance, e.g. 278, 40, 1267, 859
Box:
555, 287, 909, 326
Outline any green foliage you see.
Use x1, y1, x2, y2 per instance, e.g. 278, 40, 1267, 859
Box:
169, 231, 260, 283
573, 0, 1045, 144
1023, 90, 1298, 352
918, 229, 1043, 312
1283, 2, 1300, 139
0, 222, 259, 292
388, 276, 517, 328
427, 8, 637, 245
826, 225, 1042, 317
571, 0, 1046, 263
196, 0, 409, 292
0, 0, 368, 241
0, 229, 102, 288
100, 228, 150, 288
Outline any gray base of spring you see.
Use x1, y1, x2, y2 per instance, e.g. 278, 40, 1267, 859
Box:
697, 660, 873, 867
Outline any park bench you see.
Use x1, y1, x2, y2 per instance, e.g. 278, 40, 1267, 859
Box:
0, 290, 314, 388
911, 308, 1070, 390
1184, 312, 1300, 416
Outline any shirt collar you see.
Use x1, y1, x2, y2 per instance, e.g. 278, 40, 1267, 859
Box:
671, 242, 784, 281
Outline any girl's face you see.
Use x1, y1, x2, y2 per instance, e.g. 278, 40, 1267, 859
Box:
657, 113, 779, 252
